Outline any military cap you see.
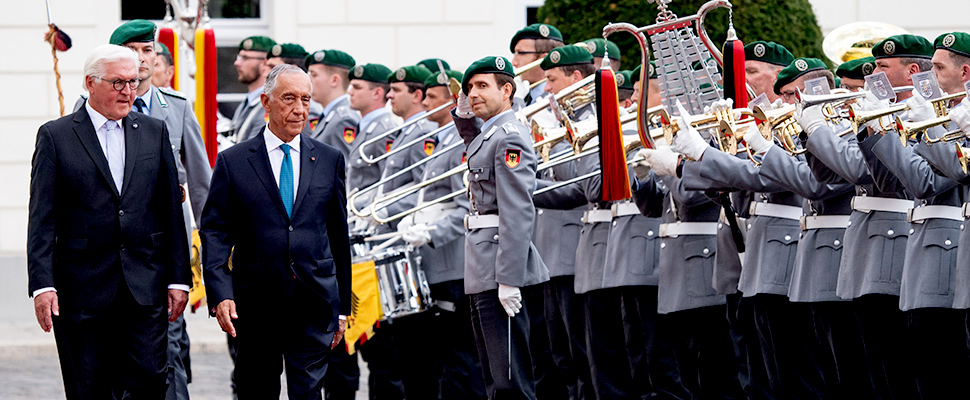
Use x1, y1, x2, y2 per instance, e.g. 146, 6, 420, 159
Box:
425, 70, 463, 88
616, 70, 635, 90
109, 20, 157, 45
872, 34, 934, 59
509, 23, 563, 52
238, 36, 276, 54
744, 41, 794, 67
269, 43, 308, 59
835, 56, 875, 80
305, 49, 355, 70
631, 62, 657, 84
541, 45, 594, 70
461, 56, 514, 92
389, 65, 432, 84
584, 38, 621, 61
155, 42, 171, 56
773, 58, 827, 94
417, 58, 451, 73
349, 63, 392, 84
935, 32, 970, 58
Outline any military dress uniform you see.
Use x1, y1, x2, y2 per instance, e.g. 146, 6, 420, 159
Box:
346, 64, 398, 212
305, 50, 360, 159
230, 36, 276, 146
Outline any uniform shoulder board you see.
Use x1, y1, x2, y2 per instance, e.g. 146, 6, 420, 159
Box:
157, 86, 187, 100
501, 121, 521, 135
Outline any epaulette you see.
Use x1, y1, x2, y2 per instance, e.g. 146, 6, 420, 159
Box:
501, 121, 521, 135
157, 86, 187, 100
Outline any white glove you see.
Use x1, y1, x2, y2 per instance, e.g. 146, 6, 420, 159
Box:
397, 214, 415, 233
632, 148, 652, 180
351, 216, 370, 233
794, 104, 826, 136
640, 147, 680, 177
514, 77, 529, 100
671, 117, 709, 161
402, 223, 432, 248
770, 98, 784, 110
907, 93, 935, 123
743, 125, 773, 154
857, 91, 891, 132
456, 91, 474, 118
950, 98, 970, 134
497, 284, 522, 317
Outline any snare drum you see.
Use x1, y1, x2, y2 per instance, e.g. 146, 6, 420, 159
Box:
371, 245, 433, 320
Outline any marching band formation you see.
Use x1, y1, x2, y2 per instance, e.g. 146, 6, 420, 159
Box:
30, 2, 970, 399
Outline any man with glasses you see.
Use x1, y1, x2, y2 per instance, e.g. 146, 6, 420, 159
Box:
29, 43, 190, 399
509, 23, 564, 106
232, 36, 277, 144
744, 41, 794, 103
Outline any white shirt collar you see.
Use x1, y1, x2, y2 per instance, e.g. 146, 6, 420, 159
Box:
85, 100, 118, 132
263, 127, 301, 154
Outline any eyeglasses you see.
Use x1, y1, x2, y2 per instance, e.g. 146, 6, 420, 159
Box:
236, 54, 267, 62
512, 51, 543, 56
96, 76, 140, 91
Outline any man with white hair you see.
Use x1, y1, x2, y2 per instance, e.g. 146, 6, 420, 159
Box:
28, 44, 190, 398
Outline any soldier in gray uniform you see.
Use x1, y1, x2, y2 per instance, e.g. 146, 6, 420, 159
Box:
82, 20, 212, 400
509, 24, 564, 107
634, 142, 743, 400
393, 69, 487, 400
345, 63, 398, 213
230, 36, 275, 145
453, 56, 549, 399
305, 50, 360, 159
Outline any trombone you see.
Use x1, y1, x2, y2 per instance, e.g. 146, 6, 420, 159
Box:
515, 74, 596, 124
357, 78, 461, 164
894, 92, 965, 145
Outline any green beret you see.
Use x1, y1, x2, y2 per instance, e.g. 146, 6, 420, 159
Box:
935, 32, 970, 58
834, 77, 841, 88
509, 23, 563, 52
744, 41, 794, 67
389, 65, 432, 84
584, 38, 621, 61
270, 43, 308, 59
836, 56, 875, 80
349, 63, 392, 84
632, 65, 642, 83
872, 34, 934, 59
417, 58, 451, 73
461, 56, 514, 93
155, 42, 171, 56
616, 70, 634, 90
109, 20, 156, 45
425, 70, 463, 88
540, 45, 594, 70
239, 36, 276, 54
305, 49, 355, 70
773, 58, 827, 95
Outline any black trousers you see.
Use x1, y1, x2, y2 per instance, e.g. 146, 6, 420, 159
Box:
662, 304, 745, 400
53, 285, 168, 400
526, 282, 562, 399
809, 301, 874, 400
853, 294, 918, 399
583, 288, 634, 399
729, 293, 774, 400
544, 276, 593, 400
470, 286, 539, 400
620, 286, 687, 400
751, 294, 825, 400
905, 307, 970, 399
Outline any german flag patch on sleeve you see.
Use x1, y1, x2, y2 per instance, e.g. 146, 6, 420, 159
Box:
343, 127, 356, 143
505, 149, 521, 168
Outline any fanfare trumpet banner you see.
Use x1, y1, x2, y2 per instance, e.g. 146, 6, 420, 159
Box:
345, 258, 381, 354
194, 3, 218, 166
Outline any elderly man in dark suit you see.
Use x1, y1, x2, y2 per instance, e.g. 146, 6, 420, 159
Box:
201, 63, 351, 400
27, 44, 190, 399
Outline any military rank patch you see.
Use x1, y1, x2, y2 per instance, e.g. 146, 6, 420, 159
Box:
343, 127, 357, 143
505, 149, 521, 168
424, 139, 436, 156
310, 119, 319, 131
386, 139, 394, 153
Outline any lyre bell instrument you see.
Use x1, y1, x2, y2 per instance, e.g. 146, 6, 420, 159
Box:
822, 21, 909, 66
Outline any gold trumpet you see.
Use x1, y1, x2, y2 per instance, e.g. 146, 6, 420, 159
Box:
835, 103, 909, 137
957, 144, 970, 175
752, 104, 804, 156
795, 90, 869, 120
895, 115, 953, 145
717, 119, 766, 165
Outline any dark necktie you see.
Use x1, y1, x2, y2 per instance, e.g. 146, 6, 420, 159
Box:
134, 97, 147, 114
279, 144, 294, 217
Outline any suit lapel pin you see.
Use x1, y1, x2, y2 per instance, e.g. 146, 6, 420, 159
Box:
132, 123, 138, 129
310, 156, 316, 162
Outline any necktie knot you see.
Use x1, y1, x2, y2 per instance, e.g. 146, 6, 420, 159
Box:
280, 143, 291, 156
133, 98, 147, 114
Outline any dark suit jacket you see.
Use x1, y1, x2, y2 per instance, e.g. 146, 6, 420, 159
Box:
200, 132, 351, 332
27, 109, 190, 309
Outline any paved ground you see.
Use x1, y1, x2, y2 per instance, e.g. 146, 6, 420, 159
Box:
0, 311, 370, 399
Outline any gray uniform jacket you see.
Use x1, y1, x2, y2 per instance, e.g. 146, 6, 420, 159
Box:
534, 141, 585, 278
603, 151, 662, 288
309, 95, 360, 160
804, 126, 910, 299
231, 91, 266, 144
914, 130, 970, 309
414, 126, 468, 285
635, 170, 725, 313
456, 109, 548, 294
347, 109, 397, 210
74, 87, 211, 230
379, 117, 439, 220
759, 148, 854, 302
870, 131, 964, 311
696, 148, 803, 297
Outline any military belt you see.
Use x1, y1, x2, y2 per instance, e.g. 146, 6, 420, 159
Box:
800, 215, 850, 230
464, 214, 499, 230
907, 205, 963, 223
851, 196, 911, 214
749, 202, 802, 220
611, 202, 640, 217
582, 209, 613, 224
658, 222, 718, 237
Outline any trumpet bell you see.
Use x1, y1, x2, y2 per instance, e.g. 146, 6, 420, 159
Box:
822, 21, 909, 66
